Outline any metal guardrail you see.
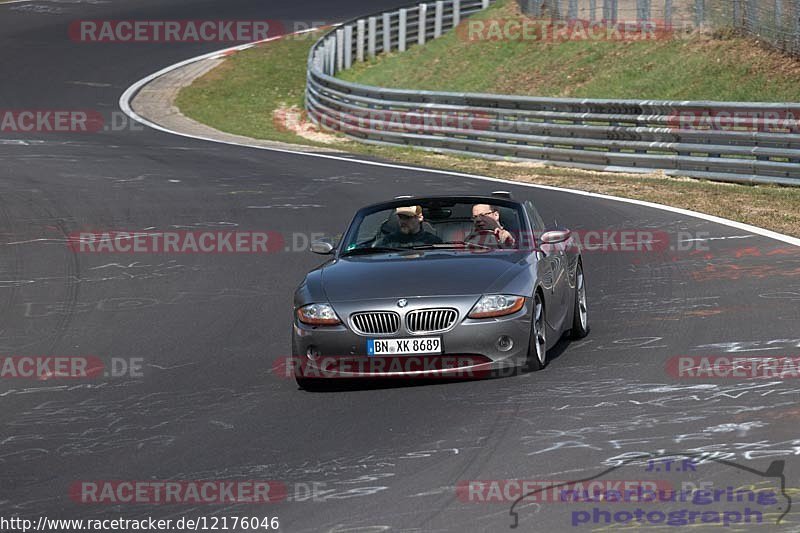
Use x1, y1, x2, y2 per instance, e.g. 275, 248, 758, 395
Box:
306, 0, 800, 186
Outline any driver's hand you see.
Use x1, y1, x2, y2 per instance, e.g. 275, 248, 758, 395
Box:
477, 214, 501, 231
494, 228, 515, 246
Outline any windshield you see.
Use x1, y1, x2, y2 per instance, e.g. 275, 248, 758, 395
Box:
341, 200, 524, 254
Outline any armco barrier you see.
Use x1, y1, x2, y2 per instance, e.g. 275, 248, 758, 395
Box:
305, 0, 800, 185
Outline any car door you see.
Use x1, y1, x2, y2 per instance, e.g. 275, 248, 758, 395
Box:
524, 200, 568, 336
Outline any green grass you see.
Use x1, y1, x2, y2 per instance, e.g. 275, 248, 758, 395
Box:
175, 15, 800, 238
339, 0, 800, 102
175, 33, 319, 145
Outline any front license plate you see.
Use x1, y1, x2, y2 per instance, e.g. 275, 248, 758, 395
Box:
367, 337, 442, 356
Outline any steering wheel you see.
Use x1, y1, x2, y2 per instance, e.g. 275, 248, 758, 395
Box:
466, 229, 500, 249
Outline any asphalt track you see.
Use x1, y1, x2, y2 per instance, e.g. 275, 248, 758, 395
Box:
1, 0, 799, 531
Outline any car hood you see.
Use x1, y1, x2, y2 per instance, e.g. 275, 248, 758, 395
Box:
320, 250, 528, 302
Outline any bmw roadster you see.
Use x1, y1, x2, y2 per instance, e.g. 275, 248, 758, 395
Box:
291, 193, 588, 389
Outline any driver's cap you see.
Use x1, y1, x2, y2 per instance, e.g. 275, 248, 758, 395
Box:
396, 205, 422, 217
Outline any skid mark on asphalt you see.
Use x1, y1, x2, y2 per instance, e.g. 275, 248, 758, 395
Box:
0, 261, 195, 287
19, 288, 272, 317
0, 387, 259, 462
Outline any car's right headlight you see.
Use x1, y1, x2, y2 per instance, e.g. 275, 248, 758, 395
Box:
468, 295, 525, 319
296, 303, 342, 325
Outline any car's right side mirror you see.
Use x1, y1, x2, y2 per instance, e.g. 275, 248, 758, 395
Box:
540, 229, 571, 245
310, 239, 335, 255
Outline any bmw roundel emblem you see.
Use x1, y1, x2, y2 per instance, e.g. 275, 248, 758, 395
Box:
397, 299, 408, 308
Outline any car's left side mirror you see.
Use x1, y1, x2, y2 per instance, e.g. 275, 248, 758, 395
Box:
540, 229, 571, 245
310, 239, 335, 255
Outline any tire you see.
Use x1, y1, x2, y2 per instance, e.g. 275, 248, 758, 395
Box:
526, 291, 547, 371
570, 262, 590, 339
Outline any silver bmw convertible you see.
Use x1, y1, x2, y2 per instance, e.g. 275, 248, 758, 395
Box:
291, 193, 588, 389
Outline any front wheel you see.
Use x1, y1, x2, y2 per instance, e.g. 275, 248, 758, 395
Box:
570, 263, 589, 339
526, 292, 547, 371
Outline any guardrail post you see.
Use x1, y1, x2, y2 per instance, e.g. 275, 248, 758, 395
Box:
794, 0, 800, 54
744, 0, 755, 31
383, 12, 392, 53
526, 0, 544, 16
368, 17, 377, 58
419, 3, 428, 45
546, 0, 561, 19
664, 0, 673, 27
694, 0, 703, 26
569, 0, 578, 19
434, 1, 444, 37
326, 39, 335, 74
335, 28, 344, 73
356, 19, 365, 62
775, 0, 784, 36
611, 0, 618, 22
344, 25, 353, 69
589, 0, 597, 20
453, 0, 461, 27
482, 0, 490, 8
399, 8, 408, 51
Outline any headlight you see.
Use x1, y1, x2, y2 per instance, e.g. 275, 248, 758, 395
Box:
468, 295, 525, 319
296, 303, 341, 325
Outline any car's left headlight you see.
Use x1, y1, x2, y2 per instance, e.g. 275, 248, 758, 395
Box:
296, 303, 342, 325
468, 294, 525, 319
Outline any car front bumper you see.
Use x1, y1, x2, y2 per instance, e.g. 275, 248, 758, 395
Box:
291, 296, 533, 378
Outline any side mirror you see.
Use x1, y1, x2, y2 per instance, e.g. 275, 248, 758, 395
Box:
310, 239, 335, 255
540, 229, 571, 245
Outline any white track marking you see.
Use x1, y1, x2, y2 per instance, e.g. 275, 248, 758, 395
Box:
119, 29, 800, 249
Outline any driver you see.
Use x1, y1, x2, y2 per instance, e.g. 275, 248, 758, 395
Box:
375, 205, 442, 248
466, 204, 516, 248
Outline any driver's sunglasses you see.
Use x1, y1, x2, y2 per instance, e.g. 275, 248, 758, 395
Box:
397, 214, 416, 220
472, 210, 496, 220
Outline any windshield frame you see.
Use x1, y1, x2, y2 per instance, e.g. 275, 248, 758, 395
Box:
337, 196, 532, 256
